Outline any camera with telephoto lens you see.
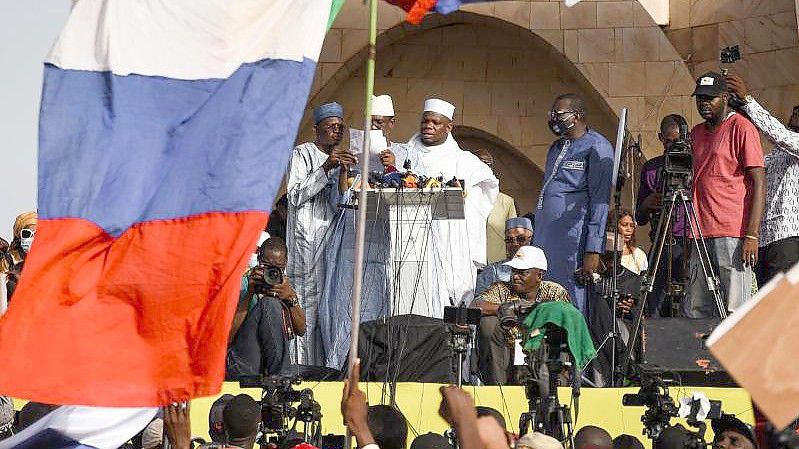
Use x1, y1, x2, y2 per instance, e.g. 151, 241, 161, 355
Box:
497, 300, 537, 328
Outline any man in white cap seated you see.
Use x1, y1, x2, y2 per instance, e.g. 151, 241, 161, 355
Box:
286, 101, 357, 365
472, 246, 570, 385
404, 98, 499, 317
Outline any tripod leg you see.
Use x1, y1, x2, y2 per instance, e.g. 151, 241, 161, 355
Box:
679, 196, 727, 318
618, 192, 678, 381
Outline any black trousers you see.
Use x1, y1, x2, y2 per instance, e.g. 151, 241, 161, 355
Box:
226, 296, 290, 378
647, 237, 687, 317
757, 236, 799, 285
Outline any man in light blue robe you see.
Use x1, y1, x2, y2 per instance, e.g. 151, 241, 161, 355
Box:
317, 94, 419, 369
534, 94, 614, 315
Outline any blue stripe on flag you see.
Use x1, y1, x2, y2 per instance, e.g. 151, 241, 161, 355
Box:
39, 57, 316, 237
8, 428, 97, 449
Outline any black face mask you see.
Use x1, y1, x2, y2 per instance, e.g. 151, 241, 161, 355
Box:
548, 114, 576, 136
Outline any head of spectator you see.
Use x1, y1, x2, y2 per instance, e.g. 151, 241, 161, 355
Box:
141, 418, 163, 449
0, 237, 8, 255
692, 72, 729, 128
654, 425, 695, 449
209, 394, 234, 443
658, 114, 688, 153
410, 433, 453, 449
711, 414, 757, 449
313, 102, 345, 151
371, 95, 397, 140
549, 94, 588, 139
420, 99, 455, 146
367, 404, 408, 449
614, 208, 637, 250
259, 237, 288, 272
10, 211, 38, 263
0, 398, 13, 441
613, 434, 645, 449
504, 246, 547, 298
517, 432, 563, 449
475, 406, 513, 448
790, 105, 799, 132
17, 402, 55, 431
504, 217, 533, 260
574, 425, 613, 449
222, 394, 261, 449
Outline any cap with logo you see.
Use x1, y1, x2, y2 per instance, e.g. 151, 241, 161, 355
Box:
692, 71, 727, 98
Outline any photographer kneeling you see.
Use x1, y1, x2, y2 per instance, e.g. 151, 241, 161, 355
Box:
227, 237, 305, 378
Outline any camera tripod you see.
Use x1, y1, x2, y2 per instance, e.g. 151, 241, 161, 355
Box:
620, 185, 727, 378
519, 328, 575, 449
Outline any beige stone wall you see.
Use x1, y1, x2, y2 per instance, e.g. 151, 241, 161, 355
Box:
665, 0, 799, 127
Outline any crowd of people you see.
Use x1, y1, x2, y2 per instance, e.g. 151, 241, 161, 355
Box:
2, 70, 797, 389
0, 360, 761, 449
0, 70, 796, 446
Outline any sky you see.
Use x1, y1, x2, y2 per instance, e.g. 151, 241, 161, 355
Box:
0, 2, 70, 241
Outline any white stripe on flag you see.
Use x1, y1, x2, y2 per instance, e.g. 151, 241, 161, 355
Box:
0, 405, 157, 449
47, 0, 333, 79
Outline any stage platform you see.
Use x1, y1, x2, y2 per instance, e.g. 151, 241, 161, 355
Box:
186, 381, 753, 446
11, 382, 754, 446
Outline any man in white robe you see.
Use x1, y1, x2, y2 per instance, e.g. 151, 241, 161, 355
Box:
403, 98, 499, 318
285, 102, 356, 365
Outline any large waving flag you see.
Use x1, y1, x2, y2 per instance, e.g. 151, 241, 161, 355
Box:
0, 0, 331, 407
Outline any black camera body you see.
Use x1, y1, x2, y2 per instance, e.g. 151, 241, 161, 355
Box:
661, 120, 693, 193
497, 300, 537, 328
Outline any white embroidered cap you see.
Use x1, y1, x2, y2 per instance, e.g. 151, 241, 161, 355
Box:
372, 95, 395, 116
423, 98, 455, 120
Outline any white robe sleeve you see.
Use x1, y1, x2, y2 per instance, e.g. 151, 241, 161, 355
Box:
286, 144, 330, 208
458, 151, 499, 266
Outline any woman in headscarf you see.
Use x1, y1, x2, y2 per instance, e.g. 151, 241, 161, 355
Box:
1, 211, 37, 301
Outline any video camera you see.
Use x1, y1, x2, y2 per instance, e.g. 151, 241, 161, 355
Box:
623, 371, 722, 445
239, 375, 323, 447
497, 300, 537, 328
661, 119, 692, 193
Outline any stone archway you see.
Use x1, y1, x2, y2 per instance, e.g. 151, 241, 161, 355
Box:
453, 126, 543, 215
298, 12, 621, 177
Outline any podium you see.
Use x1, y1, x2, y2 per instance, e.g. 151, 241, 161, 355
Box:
360, 187, 465, 316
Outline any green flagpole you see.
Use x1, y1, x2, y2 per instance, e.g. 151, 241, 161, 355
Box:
347, 0, 378, 377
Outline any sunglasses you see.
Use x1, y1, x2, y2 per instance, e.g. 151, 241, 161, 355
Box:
504, 236, 531, 245
20, 229, 35, 239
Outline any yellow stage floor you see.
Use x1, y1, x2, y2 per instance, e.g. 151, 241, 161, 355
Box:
12, 382, 753, 447
185, 382, 753, 446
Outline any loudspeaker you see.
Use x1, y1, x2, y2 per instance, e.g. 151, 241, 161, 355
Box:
356, 314, 456, 383
640, 318, 734, 386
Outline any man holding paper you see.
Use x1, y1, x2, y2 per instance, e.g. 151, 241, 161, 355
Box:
406, 98, 499, 315
317, 95, 405, 369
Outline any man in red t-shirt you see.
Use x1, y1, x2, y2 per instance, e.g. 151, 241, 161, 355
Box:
684, 71, 766, 318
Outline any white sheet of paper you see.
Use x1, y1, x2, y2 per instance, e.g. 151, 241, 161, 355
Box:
513, 339, 526, 366
349, 129, 388, 159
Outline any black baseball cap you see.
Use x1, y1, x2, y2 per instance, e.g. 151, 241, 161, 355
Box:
692, 71, 727, 97
711, 414, 758, 448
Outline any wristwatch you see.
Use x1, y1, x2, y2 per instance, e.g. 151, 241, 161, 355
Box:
743, 94, 754, 104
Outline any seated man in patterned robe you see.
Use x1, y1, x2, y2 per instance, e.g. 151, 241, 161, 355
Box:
471, 245, 570, 385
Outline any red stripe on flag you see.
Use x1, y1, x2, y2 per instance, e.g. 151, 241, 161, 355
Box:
384, 0, 437, 24
0, 212, 267, 406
